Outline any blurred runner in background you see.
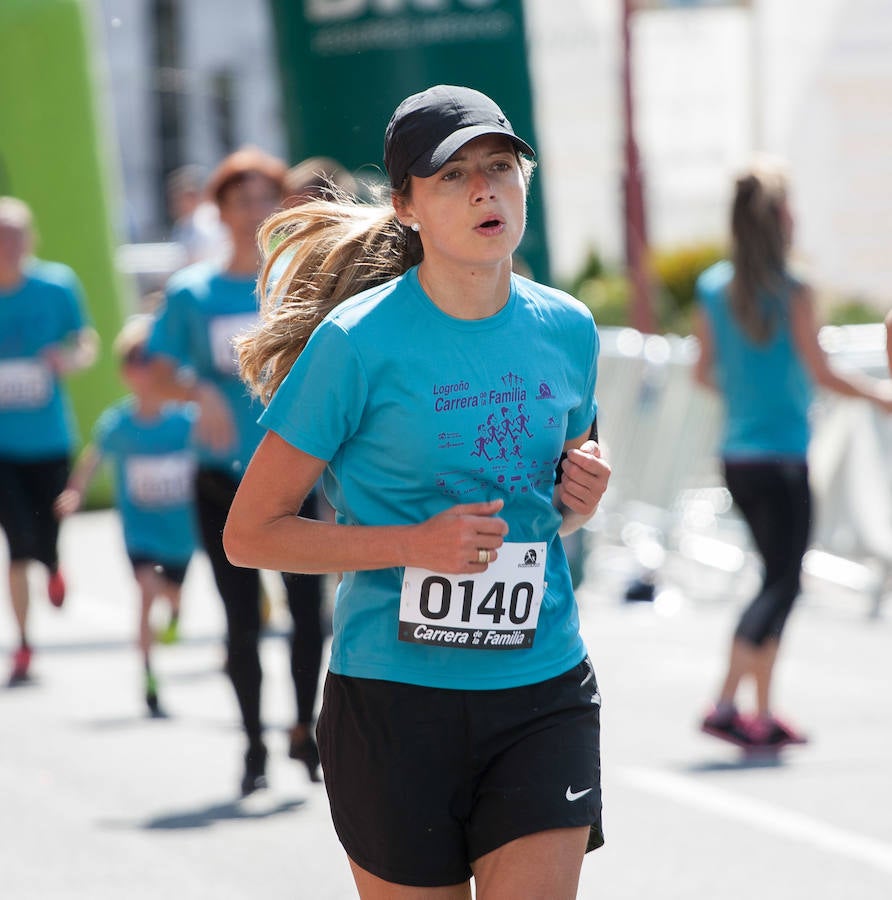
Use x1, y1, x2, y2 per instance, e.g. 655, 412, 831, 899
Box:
694, 157, 892, 752
55, 315, 197, 717
146, 148, 325, 795
0, 197, 98, 686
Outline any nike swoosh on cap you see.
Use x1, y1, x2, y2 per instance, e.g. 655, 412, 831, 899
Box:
565, 786, 593, 802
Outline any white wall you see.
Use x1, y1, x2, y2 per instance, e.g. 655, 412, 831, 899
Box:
92, 0, 284, 243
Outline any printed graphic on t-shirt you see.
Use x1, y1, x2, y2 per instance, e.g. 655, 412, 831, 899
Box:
432, 370, 564, 499
125, 451, 195, 507
208, 313, 258, 375
0, 359, 53, 409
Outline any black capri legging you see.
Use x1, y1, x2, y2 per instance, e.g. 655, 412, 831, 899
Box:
723, 459, 812, 646
195, 467, 324, 745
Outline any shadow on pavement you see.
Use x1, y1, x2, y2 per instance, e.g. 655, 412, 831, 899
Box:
101, 796, 306, 831
0, 633, 225, 657
684, 753, 786, 773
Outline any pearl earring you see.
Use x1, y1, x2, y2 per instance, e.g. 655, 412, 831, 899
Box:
411, 222, 420, 232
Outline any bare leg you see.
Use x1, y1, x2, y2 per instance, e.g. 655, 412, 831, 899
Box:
716, 635, 780, 717
156, 578, 182, 644
717, 636, 757, 708
134, 566, 159, 664
9, 561, 29, 646
472, 827, 589, 900
752, 638, 780, 717
348, 858, 471, 900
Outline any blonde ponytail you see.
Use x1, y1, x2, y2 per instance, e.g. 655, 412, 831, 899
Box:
729, 157, 792, 343
236, 194, 422, 403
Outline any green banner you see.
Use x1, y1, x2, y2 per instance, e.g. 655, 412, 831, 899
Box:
0, 0, 129, 503
269, 0, 551, 281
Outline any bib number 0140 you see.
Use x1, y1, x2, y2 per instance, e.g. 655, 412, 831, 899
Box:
419, 576, 534, 625
398, 542, 546, 650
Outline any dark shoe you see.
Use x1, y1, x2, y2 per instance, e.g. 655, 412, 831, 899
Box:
145, 672, 165, 718
288, 725, 321, 783
48, 569, 66, 608
241, 742, 268, 797
700, 705, 755, 749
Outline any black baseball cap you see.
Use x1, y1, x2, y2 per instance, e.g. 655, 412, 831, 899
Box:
384, 85, 535, 188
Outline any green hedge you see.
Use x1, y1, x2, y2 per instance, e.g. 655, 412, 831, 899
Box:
563, 244, 886, 334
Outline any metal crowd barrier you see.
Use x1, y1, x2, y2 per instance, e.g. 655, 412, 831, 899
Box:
588, 323, 892, 616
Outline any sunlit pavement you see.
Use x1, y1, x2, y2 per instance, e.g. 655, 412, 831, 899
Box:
2, 510, 891, 899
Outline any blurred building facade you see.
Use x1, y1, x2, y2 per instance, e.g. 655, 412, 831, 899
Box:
92, 0, 892, 306
93, 0, 284, 243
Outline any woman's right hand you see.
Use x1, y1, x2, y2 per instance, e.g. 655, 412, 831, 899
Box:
408, 499, 508, 573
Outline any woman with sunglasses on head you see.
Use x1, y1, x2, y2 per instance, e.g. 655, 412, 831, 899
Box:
224, 86, 611, 898
144, 148, 326, 794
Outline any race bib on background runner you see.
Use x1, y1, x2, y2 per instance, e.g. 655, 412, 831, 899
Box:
0, 359, 53, 409
208, 313, 257, 375
125, 452, 195, 507
399, 542, 546, 650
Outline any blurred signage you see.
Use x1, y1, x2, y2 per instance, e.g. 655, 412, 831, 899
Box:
268, 0, 550, 280
637, 1, 750, 7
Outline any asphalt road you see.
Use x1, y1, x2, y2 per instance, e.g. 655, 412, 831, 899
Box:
2, 510, 891, 899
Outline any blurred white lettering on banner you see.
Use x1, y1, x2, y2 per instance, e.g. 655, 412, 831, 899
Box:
306, 0, 497, 23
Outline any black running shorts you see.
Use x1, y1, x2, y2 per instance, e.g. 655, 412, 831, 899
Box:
0, 455, 70, 566
128, 555, 190, 586
316, 657, 604, 887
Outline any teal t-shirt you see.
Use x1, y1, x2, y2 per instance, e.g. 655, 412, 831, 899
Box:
260, 266, 599, 690
0, 260, 91, 459
696, 261, 812, 460
94, 397, 198, 566
146, 262, 264, 476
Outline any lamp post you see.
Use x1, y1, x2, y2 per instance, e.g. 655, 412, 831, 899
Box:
621, 0, 657, 333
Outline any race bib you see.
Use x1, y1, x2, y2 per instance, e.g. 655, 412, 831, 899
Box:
399, 542, 546, 650
0, 359, 53, 409
125, 451, 195, 507
208, 312, 257, 375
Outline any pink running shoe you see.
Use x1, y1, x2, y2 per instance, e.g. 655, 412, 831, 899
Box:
747, 714, 809, 749
700, 705, 756, 749
9, 646, 32, 685
48, 569, 66, 608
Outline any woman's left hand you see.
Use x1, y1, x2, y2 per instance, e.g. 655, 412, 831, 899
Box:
556, 440, 611, 517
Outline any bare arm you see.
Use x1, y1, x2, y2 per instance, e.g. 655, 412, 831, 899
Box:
54, 444, 102, 518
886, 309, 892, 377
43, 326, 99, 376
223, 430, 509, 575
790, 284, 892, 411
554, 426, 612, 537
692, 309, 717, 391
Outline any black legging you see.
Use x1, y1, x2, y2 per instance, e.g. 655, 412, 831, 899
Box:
723, 460, 812, 646
195, 467, 323, 746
